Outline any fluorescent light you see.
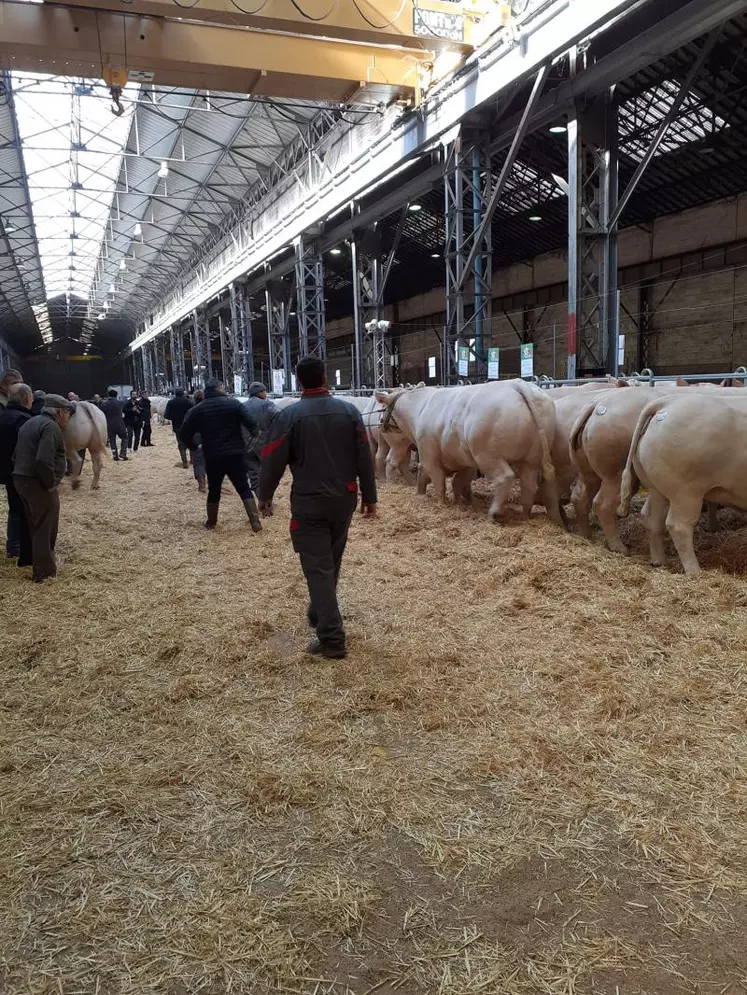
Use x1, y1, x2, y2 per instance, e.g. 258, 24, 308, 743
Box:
119, 258, 127, 271
529, 215, 542, 222
158, 161, 169, 178
109, 283, 116, 293
408, 203, 423, 212
330, 247, 342, 255
431, 252, 440, 258
549, 124, 567, 134
133, 222, 143, 238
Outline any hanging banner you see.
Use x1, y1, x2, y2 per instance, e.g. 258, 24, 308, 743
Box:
233, 374, 243, 396
487, 348, 500, 380
520, 343, 534, 378
272, 369, 285, 395
457, 346, 470, 377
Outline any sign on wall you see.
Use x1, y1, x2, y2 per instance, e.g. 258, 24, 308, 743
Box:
520, 343, 534, 378
457, 345, 470, 377
487, 347, 500, 380
413, 6, 464, 41
272, 369, 285, 395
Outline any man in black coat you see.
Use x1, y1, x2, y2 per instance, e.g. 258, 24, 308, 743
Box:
100, 390, 128, 461
139, 394, 153, 446
123, 391, 143, 451
258, 357, 377, 659
164, 388, 193, 468
0, 382, 33, 564
179, 378, 261, 532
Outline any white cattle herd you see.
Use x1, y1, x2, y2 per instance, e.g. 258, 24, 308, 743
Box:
61, 378, 747, 574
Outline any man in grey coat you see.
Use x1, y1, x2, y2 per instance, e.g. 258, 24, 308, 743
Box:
13, 394, 73, 582
243, 382, 278, 491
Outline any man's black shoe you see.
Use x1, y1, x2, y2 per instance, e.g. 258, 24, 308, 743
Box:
306, 638, 346, 660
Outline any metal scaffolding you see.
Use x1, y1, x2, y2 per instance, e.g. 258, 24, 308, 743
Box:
153, 334, 168, 393
351, 228, 389, 390
229, 281, 254, 392
444, 133, 493, 382
266, 283, 292, 392
294, 235, 326, 361
190, 308, 212, 388
169, 325, 187, 389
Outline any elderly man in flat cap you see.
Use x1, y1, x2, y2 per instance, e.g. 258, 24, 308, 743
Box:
243, 381, 278, 492
13, 394, 73, 583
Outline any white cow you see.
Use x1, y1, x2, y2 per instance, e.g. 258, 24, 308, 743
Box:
150, 396, 169, 425
374, 380, 561, 523
64, 401, 108, 490
619, 392, 747, 573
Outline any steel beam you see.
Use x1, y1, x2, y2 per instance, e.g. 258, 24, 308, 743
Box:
444, 134, 493, 382
266, 284, 292, 393
0, 2, 421, 102
352, 230, 387, 390
218, 313, 231, 389
567, 86, 619, 378
190, 308, 212, 388
169, 325, 186, 390
230, 282, 254, 392
294, 236, 327, 362
153, 334, 168, 394
43, 0, 457, 51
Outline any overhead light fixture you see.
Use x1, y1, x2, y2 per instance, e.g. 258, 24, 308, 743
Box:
549, 124, 567, 134
431, 252, 440, 258
330, 247, 342, 255
408, 203, 423, 212
158, 161, 169, 179
133, 222, 143, 238
289, 311, 296, 316
529, 215, 542, 222
119, 258, 127, 271
109, 283, 116, 293
3, 219, 18, 234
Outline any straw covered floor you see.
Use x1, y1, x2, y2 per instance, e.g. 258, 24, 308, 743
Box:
2, 424, 747, 994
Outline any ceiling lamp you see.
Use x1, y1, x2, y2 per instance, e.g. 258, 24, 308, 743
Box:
97, 313, 106, 321
109, 283, 116, 293
549, 124, 567, 134
158, 161, 169, 179
133, 222, 143, 238
408, 203, 423, 212
119, 258, 127, 271
2, 218, 18, 234
529, 215, 542, 222
330, 247, 342, 255
431, 252, 440, 258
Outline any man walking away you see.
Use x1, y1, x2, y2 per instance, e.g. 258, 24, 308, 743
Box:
13, 394, 73, 583
101, 389, 128, 461
0, 369, 22, 408
179, 378, 262, 532
244, 381, 278, 492
258, 356, 377, 659
0, 382, 33, 564
123, 390, 143, 451
164, 388, 193, 468
140, 394, 153, 446
190, 389, 207, 493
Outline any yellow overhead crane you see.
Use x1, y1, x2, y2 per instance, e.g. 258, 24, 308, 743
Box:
0, 0, 513, 103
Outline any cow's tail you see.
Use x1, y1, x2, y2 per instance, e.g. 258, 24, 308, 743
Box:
568, 401, 597, 458
79, 401, 107, 447
618, 399, 663, 516
511, 380, 555, 481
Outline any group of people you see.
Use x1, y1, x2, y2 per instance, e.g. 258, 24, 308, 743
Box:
2, 359, 379, 657
0, 368, 76, 583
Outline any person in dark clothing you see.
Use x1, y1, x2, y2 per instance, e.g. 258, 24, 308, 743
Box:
31, 391, 45, 416
164, 388, 193, 468
123, 391, 143, 451
101, 389, 128, 461
190, 389, 207, 493
179, 379, 262, 532
243, 381, 278, 492
13, 394, 72, 582
0, 382, 33, 564
258, 357, 377, 659
140, 394, 153, 446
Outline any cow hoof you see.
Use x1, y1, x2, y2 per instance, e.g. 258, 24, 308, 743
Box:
92, 483, 100, 490
71, 479, 81, 491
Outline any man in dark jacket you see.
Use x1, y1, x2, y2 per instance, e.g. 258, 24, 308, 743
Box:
123, 391, 143, 451
140, 394, 153, 446
13, 394, 72, 582
0, 382, 33, 564
179, 378, 262, 532
101, 390, 128, 460
258, 357, 377, 659
243, 381, 278, 491
164, 388, 193, 468
31, 390, 46, 415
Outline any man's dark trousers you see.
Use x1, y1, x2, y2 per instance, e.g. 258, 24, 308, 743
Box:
5, 481, 31, 564
291, 497, 355, 652
206, 454, 253, 504
141, 419, 152, 445
108, 424, 127, 458
13, 476, 60, 581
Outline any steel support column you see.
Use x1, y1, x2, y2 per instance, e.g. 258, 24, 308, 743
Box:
230, 281, 254, 391
567, 87, 619, 377
170, 325, 187, 390
190, 308, 211, 388
154, 334, 168, 394
218, 312, 232, 388
266, 284, 292, 393
444, 133, 493, 383
294, 235, 326, 361
352, 229, 387, 390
